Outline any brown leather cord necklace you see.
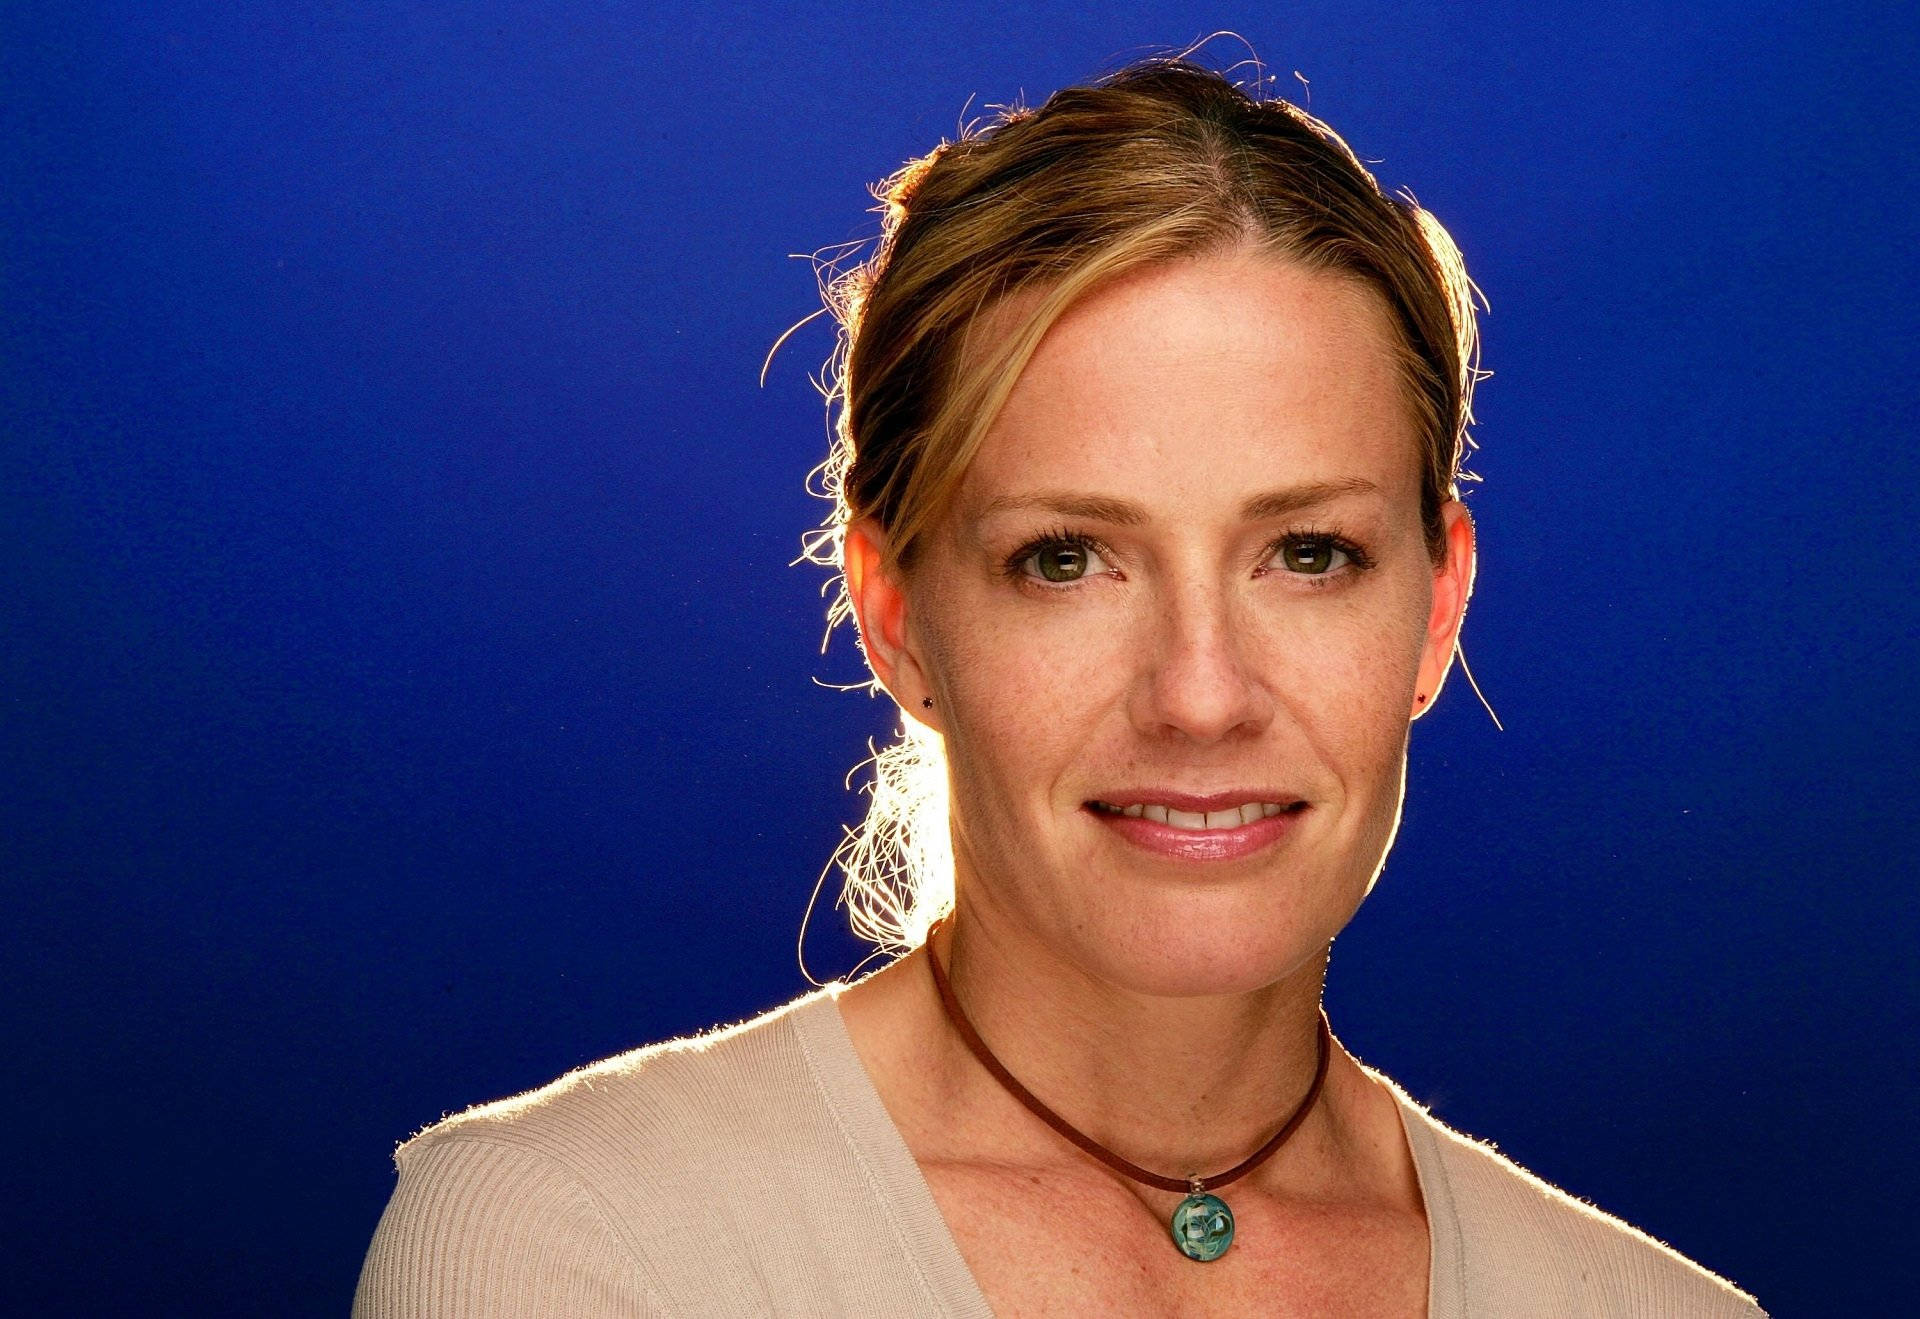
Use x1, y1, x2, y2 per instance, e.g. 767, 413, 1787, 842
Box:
923, 911, 1332, 1262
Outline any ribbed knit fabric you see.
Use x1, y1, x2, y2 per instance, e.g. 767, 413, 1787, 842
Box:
353, 983, 1766, 1317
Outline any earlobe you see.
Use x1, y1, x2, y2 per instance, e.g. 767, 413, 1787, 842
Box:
1411, 501, 1477, 719
843, 520, 937, 723
843, 521, 897, 682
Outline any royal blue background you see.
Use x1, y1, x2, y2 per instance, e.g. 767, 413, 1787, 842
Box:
4, 3, 1912, 1312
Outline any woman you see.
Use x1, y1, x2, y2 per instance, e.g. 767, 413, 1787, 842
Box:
355, 57, 1765, 1316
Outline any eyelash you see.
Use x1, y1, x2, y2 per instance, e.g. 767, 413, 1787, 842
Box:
999, 525, 1376, 591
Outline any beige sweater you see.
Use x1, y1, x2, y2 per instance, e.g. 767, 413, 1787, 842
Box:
354, 983, 1765, 1316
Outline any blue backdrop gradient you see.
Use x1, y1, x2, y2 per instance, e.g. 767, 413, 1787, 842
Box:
4, 3, 1913, 1313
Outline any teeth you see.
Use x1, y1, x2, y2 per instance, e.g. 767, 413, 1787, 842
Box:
1100, 801, 1295, 831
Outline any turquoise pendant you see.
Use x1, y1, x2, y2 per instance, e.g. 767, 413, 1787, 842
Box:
1170, 1187, 1235, 1262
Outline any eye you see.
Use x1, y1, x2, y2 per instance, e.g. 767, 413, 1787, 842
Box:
1003, 530, 1113, 586
1264, 531, 1373, 582
1276, 536, 1353, 575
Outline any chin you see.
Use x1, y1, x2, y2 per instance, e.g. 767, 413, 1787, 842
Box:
1069, 883, 1361, 999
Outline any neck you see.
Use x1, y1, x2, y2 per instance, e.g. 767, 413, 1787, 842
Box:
924, 896, 1340, 1183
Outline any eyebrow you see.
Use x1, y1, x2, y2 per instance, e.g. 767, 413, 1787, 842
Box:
973, 477, 1382, 526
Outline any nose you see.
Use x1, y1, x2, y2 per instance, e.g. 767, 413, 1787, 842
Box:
1129, 576, 1275, 743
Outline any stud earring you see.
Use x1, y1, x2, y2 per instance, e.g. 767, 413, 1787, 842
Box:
921, 697, 934, 709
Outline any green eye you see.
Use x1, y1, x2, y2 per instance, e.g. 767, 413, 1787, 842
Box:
1034, 543, 1091, 582
1279, 537, 1351, 575
1004, 531, 1109, 586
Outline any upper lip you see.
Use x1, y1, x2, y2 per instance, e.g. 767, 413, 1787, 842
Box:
1086, 789, 1305, 812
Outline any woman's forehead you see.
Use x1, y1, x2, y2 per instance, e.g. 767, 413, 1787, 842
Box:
955, 252, 1423, 524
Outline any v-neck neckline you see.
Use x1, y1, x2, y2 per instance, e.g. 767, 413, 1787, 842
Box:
790, 982, 1464, 1318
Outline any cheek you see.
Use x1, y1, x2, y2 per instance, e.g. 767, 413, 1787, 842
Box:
913, 579, 1134, 832
930, 595, 1116, 765
1323, 586, 1428, 697
1261, 579, 1430, 766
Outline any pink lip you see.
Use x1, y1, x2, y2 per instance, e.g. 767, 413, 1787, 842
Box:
1085, 802, 1307, 862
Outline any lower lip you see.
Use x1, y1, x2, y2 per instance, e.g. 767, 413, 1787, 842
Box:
1086, 805, 1307, 862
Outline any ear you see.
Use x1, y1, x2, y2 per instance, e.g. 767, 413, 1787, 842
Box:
843, 519, 941, 730
1411, 499, 1476, 721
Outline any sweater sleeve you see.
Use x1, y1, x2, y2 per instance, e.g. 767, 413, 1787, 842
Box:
352, 1136, 668, 1318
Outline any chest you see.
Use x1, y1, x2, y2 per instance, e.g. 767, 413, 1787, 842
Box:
920, 1159, 1430, 1319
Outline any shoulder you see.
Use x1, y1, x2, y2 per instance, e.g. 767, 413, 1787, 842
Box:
391, 983, 840, 1185
1370, 1070, 1767, 1318
357, 986, 848, 1316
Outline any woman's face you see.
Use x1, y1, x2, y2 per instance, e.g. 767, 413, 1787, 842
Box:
849, 246, 1474, 997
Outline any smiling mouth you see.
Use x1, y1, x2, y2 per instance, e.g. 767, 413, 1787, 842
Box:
1086, 800, 1309, 831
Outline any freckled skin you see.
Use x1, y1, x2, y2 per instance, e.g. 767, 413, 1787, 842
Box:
855, 248, 1474, 1001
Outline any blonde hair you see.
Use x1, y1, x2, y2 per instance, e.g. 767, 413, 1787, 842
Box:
794, 54, 1486, 962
